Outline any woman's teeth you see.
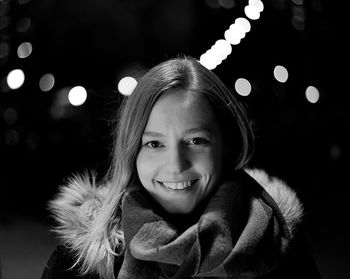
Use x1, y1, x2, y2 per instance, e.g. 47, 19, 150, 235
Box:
160, 180, 196, 190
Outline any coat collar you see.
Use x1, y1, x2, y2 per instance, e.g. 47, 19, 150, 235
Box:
49, 168, 303, 278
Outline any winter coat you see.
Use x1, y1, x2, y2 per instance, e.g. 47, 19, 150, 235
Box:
41, 169, 322, 279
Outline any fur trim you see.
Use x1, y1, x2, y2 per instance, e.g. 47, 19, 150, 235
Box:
245, 168, 304, 238
49, 173, 117, 279
49, 169, 303, 278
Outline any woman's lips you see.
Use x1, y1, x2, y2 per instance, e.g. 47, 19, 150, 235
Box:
157, 179, 198, 190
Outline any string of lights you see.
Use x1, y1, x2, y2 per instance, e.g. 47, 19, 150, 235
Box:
0, 0, 321, 110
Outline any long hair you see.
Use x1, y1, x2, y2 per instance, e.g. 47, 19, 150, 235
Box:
81, 55, 254, 276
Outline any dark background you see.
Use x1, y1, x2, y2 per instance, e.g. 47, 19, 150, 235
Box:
0, 0, 348, 278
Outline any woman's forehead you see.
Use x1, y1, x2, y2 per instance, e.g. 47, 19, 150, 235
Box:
156, 89, 214, 116
144, 89, 218, 132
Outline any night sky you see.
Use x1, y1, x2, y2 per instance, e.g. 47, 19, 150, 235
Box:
0, 0, 349, 278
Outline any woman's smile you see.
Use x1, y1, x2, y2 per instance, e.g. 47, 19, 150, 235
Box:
156, 179, 199, 190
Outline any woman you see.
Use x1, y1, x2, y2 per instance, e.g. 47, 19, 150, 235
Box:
42, 56, 321, 278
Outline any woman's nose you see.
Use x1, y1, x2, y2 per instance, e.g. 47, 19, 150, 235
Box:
165, 145, 190, 175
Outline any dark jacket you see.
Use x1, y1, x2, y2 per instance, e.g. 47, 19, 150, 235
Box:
41, 169, 322, 279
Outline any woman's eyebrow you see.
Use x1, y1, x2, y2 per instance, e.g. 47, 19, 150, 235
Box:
142, 131, 164, 137
142, 127, 213, 138
183, 127, 213, 135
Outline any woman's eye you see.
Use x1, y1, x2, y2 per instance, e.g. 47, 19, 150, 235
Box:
189, 137, 209, 145
145, 141, 162, 149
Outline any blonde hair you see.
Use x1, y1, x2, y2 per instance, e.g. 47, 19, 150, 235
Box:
79, 55, 254, 276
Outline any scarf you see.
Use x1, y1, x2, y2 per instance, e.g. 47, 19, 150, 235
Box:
117, 170, 291, 279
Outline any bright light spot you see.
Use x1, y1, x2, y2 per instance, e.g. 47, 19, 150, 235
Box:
17, 42, 32, 58
211, 39, 232, 60
200, 50, 221, 70
228, 23, 246, 39
235, 78, 251, 96
235, 17, 251, 33
39, 73, 55, 92
224, 28, 241, 45
244, 5, 260, 20
118, 76, 137, 96
305, 85, 320, 103
249, 0, 264, 12
68, 86, 87, 106
273, 65, 289, 83
7, 69, 25, 90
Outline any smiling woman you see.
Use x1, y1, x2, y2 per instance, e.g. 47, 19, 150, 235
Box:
41, 56, 321, 279
136, 89, 225, 215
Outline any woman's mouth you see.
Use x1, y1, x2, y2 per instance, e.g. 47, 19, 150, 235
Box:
157, 180, 198, 190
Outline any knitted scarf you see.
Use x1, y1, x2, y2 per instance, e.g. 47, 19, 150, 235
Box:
117, 171, 291, 279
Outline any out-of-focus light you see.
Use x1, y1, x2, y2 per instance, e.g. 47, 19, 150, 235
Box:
0, 15, 10, 30
291, 0, 303, 5
235, 78, 251, 96
200, 52, 218, 70
330, 144, 341, 162
18, 0, 32, 4
0, 41, 9, 59
218, 0, 236, 9
224, 28, 241, 45
235, 17, 251, 33
3, 108, 18, 125
273, 65, 288, 83
200, 39, 232, 70
50, 87, 70, 119
249, 0, 264, 12
5, 129, 20, 146
68, 86, 87, 106
39, 73, 55, 92
291, 16, 305, 31
16, 17, 31, 32
212, 39, 232, 59
305, 85, 320, 103
7, 69, 25, 90
17, 42, 32, 58
244, 5, 260, 20
205, 0, 221, 9
228, 23, 246, 39
118, 76, 137, 96
0, 2, 10, 17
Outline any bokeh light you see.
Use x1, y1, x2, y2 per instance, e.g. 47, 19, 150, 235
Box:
3, 108, 18, 125
16, 17, 31, 33
273, 65, 289, 83
244, 5, 260, 20
39, 73, 55, 92
68, 86, 87, 106
7, 69, 25, 90
118, 76, 137, 96
17, 42, 33, 58
305, 85, 320, 103
0, 41, 9, 59
235, 17, 251, 33
249, 0, 264, 12
218, 0, 236, 9
235, 78, 252, 96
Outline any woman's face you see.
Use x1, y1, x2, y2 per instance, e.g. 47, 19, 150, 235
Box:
136, 89, 224, 215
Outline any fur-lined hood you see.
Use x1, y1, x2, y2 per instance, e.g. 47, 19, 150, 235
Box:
49, 168, 304, 278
